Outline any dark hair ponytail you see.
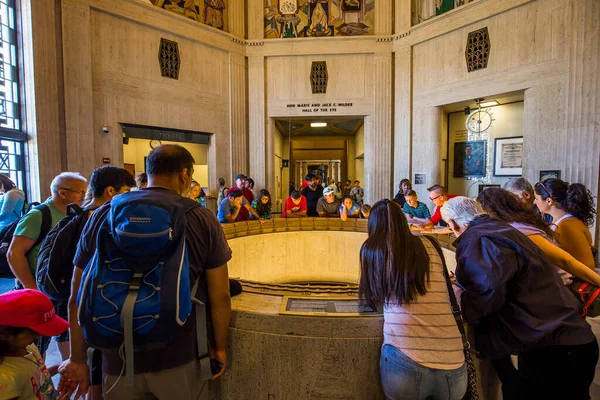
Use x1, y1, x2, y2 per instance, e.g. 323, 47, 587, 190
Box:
535, 179, 596, 226
566, 183, 596, 227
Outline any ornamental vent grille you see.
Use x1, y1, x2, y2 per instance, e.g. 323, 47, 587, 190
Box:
158, 38, 180, 80
310, 61, 328, 94
465, 27, 490, 73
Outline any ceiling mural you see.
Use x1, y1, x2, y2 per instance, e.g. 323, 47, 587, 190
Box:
265, 0, 375, 39
151, 0, 228, 31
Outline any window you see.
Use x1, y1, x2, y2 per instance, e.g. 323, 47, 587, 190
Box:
0, 139, 23, 188
0, 0, 20, 131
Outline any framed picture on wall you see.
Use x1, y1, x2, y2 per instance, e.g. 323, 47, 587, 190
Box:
494, 136, 523, 176
540, 170, 561, 181
453, 140, 486, 178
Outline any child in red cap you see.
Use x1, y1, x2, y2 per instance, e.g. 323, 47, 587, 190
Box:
0, 289, 68, 399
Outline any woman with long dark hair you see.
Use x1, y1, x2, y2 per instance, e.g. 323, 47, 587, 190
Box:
0, 175, 24, 230
359, 200, 466, 400
534, 179, 596, 269
251, 189, 272, 220
477, 188, 600, 286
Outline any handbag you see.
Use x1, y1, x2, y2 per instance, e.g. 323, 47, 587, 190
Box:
568, 278, 600, 318
423, 235, 479, 400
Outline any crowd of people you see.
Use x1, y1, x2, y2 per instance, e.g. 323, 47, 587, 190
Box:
0, 147, 599, 400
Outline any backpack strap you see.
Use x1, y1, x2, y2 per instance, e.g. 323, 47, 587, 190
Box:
31, 204, 52, 251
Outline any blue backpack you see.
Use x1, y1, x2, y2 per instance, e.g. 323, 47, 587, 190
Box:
77, 189, 212, 384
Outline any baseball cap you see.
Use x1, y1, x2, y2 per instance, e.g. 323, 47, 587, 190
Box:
0, 289, 68, 336
235, 174, 246, 181
323, 187, 335, 196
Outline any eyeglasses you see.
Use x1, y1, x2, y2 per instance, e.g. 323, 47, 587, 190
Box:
429, 194, 444, 201
61, 187, 86, 196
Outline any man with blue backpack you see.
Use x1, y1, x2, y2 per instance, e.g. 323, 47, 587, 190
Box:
59, 145, 232, 400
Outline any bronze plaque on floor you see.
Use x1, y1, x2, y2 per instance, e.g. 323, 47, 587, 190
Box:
280, 296, 380, 317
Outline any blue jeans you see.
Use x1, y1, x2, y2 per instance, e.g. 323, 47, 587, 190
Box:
380, 344, 467, 400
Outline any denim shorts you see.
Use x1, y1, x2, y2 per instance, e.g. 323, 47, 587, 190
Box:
380, 344, 467, 400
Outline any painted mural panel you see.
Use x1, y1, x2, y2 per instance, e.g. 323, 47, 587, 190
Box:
151, 0, 228, 31
412, 0, 476, 26
264, 0, 375, 39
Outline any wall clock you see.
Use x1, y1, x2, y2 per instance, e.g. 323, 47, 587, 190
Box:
150, 139, 162, 149
465, 108, 494, 134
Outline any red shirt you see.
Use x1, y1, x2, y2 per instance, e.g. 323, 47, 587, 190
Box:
226, 186, 254, 220
282, 196, 307, 218
429, 194, 458, 225
301, 181, 309, 189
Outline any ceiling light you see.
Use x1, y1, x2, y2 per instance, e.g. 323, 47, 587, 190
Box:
479, 100, 499, 107
311, 122, 327, 128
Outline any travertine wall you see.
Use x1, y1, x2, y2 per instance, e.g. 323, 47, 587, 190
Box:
24, 0, 598, 241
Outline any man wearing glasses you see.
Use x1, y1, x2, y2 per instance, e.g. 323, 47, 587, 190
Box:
7, 172, 87, 358
417, 184, 457, 229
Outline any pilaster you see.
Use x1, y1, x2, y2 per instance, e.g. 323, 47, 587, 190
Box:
229, 53, 248, 180
247, 0, 263, 39
248, 56, 267, 189
394, 46, 412, 192
364, 53, 393, 204
227, 0, 246, 38
375, 0, 394, 35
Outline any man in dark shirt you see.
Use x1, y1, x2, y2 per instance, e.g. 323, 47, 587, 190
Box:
301, 173, 324, 217
442, 196, 598, 400
59, 145, 232, 399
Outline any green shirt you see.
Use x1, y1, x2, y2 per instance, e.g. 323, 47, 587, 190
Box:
14, 199, 65, 275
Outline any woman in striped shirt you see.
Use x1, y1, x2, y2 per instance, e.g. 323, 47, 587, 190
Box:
359, 200, 466, 400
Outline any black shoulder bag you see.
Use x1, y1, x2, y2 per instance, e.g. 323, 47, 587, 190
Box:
423, 235, 479, 400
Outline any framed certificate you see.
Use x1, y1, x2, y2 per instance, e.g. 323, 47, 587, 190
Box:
493, 136, 523, 177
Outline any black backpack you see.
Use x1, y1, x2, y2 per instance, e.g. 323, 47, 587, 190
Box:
36, 204, 97, 301
0, 203, 52, 278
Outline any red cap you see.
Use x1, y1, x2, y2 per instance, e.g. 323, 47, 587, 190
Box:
0, 289, 68, 336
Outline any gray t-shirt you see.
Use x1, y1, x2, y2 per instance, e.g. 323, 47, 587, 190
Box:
218, 196, 248, 223
316, 197, 341, 216
74, 188, 232, 375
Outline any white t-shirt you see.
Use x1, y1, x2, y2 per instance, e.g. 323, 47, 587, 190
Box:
0, 344, 58, 400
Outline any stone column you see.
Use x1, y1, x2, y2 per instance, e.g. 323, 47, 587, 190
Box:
364, 53, 393, 205
411, 105, 442, 200
229, 53, 248, 179
395, 0, 412, 33
227, 0, 245, 38
329, 161, 334, 183
247, 0, 264, 39
248, 56, 267, 189
61, 0, 95, 177
375, 0, 393, 35
394, 46, 412, 191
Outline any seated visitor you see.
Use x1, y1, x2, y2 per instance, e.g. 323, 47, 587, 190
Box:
218, 190, 264, 223
301, 173, 323, 217
317, 187, 341, 218
189, 180, 202, 203
340, 195, 360, 221
477, 188, 600, 287
343, 180, 352, 197
227, 174, 254, 221
503, 177, 551, 223
441, 197, 598, 400
534, 179, 596, 269
393, 178, 411, 206
282, 190, 307, 218
349, 180, 364, 206
359, 200, 467, 400
421, 184, 456, 229
360, 204, 371, 219
0, 289, 69, 399
0, 175, 25, 230
135, 172, 148, 189
402, 190, 431, 221
251, 189, 272, 220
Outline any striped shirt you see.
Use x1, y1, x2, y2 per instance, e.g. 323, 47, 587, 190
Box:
403, 201, 431, 219
383, 238, 464, 370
